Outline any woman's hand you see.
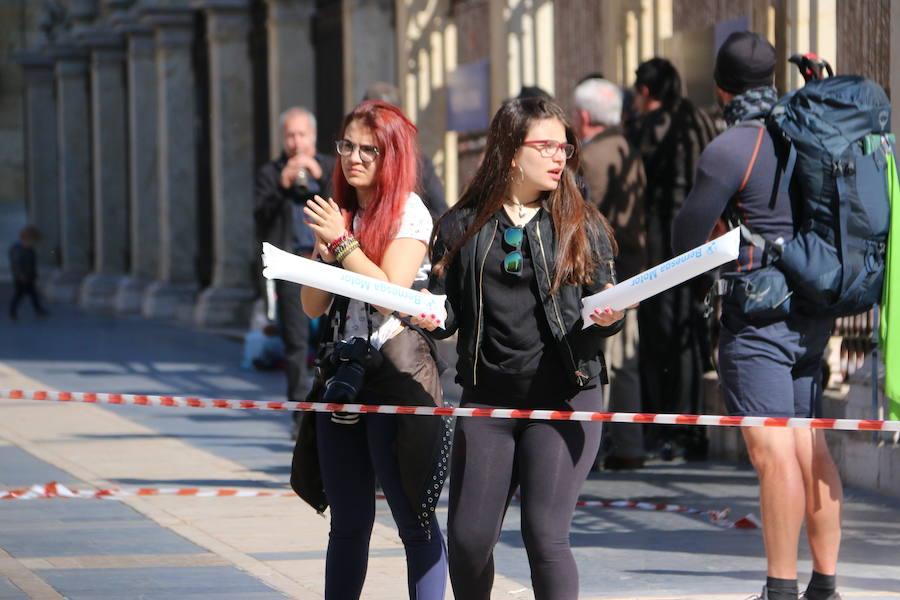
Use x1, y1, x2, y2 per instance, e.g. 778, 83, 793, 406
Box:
401, 290, 442, 331
588, 283, 629, 327
312, 238, 337, 265
304, 195, 346, 246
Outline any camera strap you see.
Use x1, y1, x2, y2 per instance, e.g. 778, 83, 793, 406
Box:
329, 297, 375, 347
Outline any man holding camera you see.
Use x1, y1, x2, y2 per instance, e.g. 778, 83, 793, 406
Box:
254, 107, 335, 418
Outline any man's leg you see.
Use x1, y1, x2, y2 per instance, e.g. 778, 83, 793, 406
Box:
8, 282, 24, 319
275, 280, 309, 402
794, 429, 842, 574
718, 312, 806, 596
604, 310, 644, 467
741, 427, 806, 580
790, 316, 842, 584
25, 282, 48, 315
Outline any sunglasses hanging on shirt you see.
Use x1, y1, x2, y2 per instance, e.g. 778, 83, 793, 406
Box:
502, 227, 524, 276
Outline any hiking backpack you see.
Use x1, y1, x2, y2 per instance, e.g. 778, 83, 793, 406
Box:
759, 75, 894, 317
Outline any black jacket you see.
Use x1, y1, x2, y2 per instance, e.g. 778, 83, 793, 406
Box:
290, 299, 450, 536
428, 205, 623, 390
419, 154, 448, 220
253, 152, 335, 252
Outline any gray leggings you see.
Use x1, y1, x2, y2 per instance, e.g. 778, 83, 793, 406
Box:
447, 386, 603, 600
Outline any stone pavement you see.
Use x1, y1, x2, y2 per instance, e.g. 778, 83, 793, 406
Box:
1, 287, 899, 599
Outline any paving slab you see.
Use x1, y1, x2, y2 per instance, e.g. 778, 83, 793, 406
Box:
39, 566, 286, 600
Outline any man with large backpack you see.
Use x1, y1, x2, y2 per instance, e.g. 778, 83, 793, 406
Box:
674, 31, 891, 600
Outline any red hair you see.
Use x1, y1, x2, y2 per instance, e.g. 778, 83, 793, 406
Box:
331, 100, 419, 266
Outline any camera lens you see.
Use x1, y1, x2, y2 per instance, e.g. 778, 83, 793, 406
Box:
295, 169, 309, 191
321, 338, 380, 403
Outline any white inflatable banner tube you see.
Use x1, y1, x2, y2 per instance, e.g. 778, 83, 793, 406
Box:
580, 228, 740, 329
261, 242, 447, 327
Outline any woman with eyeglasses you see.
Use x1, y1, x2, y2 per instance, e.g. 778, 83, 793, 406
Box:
411, 97, 625, 599
296, 100, 448, 599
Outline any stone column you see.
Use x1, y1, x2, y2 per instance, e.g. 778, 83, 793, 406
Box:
80, 30, 130, 311
264, 0, 316, 158
192, 0, 256, 328
342, 0, 395, 113
16, 52, 61, 275
141, 6, 199, 321
49, 44, 93, 303
115, 21, 160, 313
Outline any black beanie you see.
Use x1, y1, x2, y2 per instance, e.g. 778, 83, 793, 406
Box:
714, 31, 776, 94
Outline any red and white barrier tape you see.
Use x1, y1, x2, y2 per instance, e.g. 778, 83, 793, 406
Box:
0, 482, 294, 500
1, 482, 759, 529
569, 498, 760, 529
3, 389, 898, 431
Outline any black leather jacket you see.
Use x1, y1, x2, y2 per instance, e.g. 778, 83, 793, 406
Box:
428, 205, 623, 390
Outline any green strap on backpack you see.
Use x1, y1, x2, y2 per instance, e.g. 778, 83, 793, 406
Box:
880, 142, 899, 420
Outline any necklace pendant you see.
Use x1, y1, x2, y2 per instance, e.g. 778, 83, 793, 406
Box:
518, 205, 526, 218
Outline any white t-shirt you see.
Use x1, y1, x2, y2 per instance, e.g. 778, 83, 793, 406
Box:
341, 192, 432, 349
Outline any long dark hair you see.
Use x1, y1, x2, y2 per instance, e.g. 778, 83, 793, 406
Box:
635, 58, 683, 110
433, 97, 615, 293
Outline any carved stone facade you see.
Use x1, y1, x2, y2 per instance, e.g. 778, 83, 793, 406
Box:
11, 0, 380, 329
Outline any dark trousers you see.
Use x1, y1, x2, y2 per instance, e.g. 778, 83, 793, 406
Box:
637, 282, 708, 452
276, 280, 309, 402
316, 406, 448, 599
447, 386, 603, 600
9, 281, 46, 318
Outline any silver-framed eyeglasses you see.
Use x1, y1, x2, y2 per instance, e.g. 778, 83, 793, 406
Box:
335, 139, 380, 164
522, 139, 575, 159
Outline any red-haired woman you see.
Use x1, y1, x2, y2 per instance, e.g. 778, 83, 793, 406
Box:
295, 100, 448, 599
412, 97, 624, 599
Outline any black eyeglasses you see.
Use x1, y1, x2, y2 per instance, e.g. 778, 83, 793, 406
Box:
335, 139, 380, 164
502, 227, 524, 275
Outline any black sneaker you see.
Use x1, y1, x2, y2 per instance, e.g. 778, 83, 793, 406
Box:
801, 593, 841, 600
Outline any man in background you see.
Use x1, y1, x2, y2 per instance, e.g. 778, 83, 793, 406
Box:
573, 77, 647, 469
254, 107, 334, 424
629, 58, 718, 461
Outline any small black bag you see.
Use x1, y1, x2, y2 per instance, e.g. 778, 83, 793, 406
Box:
722, 265, 793, 321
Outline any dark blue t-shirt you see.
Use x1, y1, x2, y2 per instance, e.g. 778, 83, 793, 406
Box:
672, 122, 794, 272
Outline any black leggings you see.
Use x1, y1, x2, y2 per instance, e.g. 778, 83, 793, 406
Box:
447, 386, 603, 600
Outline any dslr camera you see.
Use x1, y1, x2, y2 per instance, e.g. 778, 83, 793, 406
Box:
321, 337, 383, 403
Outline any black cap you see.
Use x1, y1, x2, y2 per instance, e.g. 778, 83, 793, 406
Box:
714, 31, 776, 94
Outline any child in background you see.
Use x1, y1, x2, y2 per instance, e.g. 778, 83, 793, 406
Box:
8, 225, 48, 320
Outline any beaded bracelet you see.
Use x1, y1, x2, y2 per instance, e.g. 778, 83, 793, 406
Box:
331, 236, 356, 259
327, 231, 351, 254
335, 239, 360, 263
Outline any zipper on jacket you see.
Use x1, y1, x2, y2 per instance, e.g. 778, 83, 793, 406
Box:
535, 223, 587, 386
473, 219, 498, 386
